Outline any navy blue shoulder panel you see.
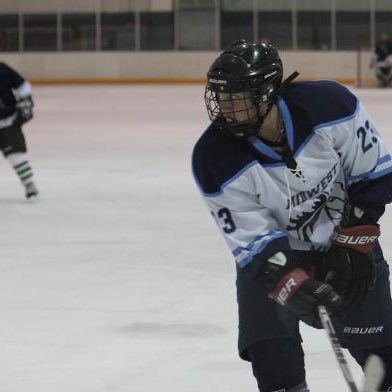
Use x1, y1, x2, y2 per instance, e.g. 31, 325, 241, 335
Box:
192, 123, 256, 195
348, 172, 392, 221
0, 62, 25, 89
282, 81, 358, 150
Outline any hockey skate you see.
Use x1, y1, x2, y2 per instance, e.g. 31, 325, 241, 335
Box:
25, 182, 39, 201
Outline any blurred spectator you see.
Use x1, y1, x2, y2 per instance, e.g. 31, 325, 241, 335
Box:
370, 33, 392, 87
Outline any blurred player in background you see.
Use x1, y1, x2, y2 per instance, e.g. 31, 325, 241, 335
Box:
370, 33, 392, 87
193, 39, 392, 391
0, 62, 38, 200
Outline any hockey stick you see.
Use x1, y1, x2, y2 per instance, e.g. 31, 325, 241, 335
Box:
318, 305, 359, 392
318, 305, 385, 392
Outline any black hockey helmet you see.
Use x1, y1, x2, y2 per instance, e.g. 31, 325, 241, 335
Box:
205, 39, 284, 137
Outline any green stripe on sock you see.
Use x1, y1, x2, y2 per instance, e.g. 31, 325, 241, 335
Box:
17, 167, 31, 176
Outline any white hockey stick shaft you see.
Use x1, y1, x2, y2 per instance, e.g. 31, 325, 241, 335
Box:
318, 305, 359, 392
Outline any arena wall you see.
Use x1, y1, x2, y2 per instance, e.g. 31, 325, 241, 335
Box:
0, 51, 370, 85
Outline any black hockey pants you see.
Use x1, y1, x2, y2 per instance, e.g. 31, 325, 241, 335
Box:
237, 244, 392, 391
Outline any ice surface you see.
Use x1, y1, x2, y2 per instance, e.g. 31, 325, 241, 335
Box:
0, 85, 391, 392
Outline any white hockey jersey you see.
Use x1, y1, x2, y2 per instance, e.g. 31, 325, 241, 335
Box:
192, 81, 392, 277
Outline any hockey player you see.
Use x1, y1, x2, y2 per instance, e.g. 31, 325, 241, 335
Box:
370, 34, 392, 87
192, 39, 392, 391
0, 62, 38, 200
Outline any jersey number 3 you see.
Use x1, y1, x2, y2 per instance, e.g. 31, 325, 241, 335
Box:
211, 208, 236, 233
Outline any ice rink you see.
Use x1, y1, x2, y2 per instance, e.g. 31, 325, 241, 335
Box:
0, 84, 392, 392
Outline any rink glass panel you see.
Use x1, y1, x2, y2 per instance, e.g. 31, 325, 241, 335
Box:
0, 14, 18, 52
297, 11, 331, 50
0, 1, 391, 52
101, 12, 135, 51
62, 13, 96, 51
220, 11, 253, 50
24, 14, 57, 51
139, 12, 174, 50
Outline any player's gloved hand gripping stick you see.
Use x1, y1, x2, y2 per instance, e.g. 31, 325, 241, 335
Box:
264, 256, 384, 391
266, 206, 380, 328
323, 206, 380, 306
264, 251, 345, 328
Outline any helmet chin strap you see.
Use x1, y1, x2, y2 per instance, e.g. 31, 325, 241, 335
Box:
254, 71, 300, 138
276, 71, 300, 95
256, 71, 300, 144
259, 115, 286, 147
260, 134, 286, 148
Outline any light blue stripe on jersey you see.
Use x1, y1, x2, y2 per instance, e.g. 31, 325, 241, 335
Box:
295, 129, 315, 157
367, 166, 392, 180
378, 154, 391, 165
312, 100, 360, 131
277, 97, 295, 150
248, 98, 359, 162
248, 136, 281, 160
234, 230, 287, 268
247, 98, 294, 160
295, 100, 360, 157
196, 160, 259, 197
348, 154, 392, 181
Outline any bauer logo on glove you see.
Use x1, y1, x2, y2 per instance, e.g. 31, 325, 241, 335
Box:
331, 224, 380, 254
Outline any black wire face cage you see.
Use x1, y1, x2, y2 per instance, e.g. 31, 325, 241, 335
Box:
204, 82, 276, 137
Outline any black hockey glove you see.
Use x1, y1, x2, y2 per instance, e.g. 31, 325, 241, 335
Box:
15, 95, 34, 126
326, 209, 380, 305
264, 252, 345, 329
